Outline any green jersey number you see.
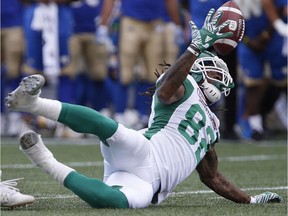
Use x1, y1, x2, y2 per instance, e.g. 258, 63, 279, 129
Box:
178, 104, 215, 164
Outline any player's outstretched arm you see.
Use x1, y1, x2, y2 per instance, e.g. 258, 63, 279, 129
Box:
157, 9, 232, 104
195, 144, 283, 204
196, 144, 251, 203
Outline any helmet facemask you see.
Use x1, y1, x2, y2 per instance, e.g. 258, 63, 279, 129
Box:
190, 51, 235, 103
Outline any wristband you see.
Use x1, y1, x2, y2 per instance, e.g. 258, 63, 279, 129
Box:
187, 44, 200, 56
250, 196, 256, 204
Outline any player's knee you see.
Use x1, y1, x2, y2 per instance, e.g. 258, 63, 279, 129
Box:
106, 172, 153, 208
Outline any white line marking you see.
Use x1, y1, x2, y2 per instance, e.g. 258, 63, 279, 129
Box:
35, 186, 288, 200
2, 154, 286, 169
171, 186, 288, 196
219, 154, 286, 161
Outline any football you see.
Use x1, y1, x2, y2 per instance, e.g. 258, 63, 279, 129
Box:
212, 1, 245, 56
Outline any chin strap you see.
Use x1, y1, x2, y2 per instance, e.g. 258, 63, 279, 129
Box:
201, 79, 222, 103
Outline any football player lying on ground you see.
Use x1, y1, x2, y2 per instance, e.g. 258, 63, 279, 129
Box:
6, 9, 283, 208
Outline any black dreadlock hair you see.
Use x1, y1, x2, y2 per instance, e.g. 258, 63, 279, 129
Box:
139, 61, 171, 98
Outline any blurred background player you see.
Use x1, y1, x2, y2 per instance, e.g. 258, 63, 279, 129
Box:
21, 0, 76, 136
184, 0, 240, 140
160, 0, 185, 64
98, 0, 182, 129
0, 0, 26, 137
64, 0, 109, 114
235, 0, 287, 141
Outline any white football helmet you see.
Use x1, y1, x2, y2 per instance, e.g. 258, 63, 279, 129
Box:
190, 51, 235, 103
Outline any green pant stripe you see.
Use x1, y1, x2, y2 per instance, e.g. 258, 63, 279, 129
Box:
64, 171, 129, 208
58, 103, 118, 141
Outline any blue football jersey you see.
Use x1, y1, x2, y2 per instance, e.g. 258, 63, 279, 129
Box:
188, 0, 227, 29
70, 0, 103, 33
121, 0, 165, 21
1, 0, 23, 28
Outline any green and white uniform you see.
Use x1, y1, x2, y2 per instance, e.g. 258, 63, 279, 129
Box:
101, 74, 220, 207
145, 74, 220, 204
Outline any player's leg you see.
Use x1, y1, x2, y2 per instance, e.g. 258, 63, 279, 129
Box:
114, 17, 141, 124
237, 49, 265, 140
85, 33, 109, 111
57, 5, 75, 104
135, 20, 164, 127
19, 130, 129, 208
5, 74, 118, 141
100, 124, 160, 201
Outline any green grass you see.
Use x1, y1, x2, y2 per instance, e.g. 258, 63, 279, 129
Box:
1, 138, 287, 216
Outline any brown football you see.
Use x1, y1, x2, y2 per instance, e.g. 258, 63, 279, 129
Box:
213, 1, 245, 55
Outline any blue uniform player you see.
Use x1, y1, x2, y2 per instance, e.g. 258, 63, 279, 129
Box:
64, 0, 109, 113
235, 0, 287, 140
23, 1, 74, 104
0, 0, 25, 136
99, 0, 181, 129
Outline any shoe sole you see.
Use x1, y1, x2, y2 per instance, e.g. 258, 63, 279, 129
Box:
5, 75, 45, 109
20, 75, 45, 95
20, 131, 39, 150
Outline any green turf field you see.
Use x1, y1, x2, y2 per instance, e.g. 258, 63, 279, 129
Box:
1, 138, 287, 216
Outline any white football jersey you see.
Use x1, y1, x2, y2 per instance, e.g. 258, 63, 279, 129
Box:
144, 74, 220, 204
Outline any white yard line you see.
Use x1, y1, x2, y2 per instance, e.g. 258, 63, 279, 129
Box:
36, 186, 288, 200
1, 154, 286, 169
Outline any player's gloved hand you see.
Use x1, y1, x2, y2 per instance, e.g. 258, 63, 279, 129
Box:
95, 25, 109, 44
250, 192, 284, 204
187, 8, 232, 56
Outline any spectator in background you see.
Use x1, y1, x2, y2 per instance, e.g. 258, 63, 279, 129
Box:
21, 0, 75, 136
64, 0, 109, 115
184, 0, 240, 140
235, 0, 287, 141
0, 0, 26, 137
99, 0, 182, 129
160, 0, 184, 65
261, 0, 287, 131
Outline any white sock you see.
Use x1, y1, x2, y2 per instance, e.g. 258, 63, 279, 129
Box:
20, 136, 75, 185
248, 114, 263, 133
34, 98, 62, 121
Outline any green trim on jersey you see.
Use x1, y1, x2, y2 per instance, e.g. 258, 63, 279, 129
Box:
144, 78, 194, 140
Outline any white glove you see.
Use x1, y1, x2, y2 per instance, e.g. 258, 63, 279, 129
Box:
250, 192, 284, 203
95, 25, 109, 44
273, 19, 288, 38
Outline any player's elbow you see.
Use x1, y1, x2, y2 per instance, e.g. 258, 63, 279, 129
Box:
157, 90, 173, 105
